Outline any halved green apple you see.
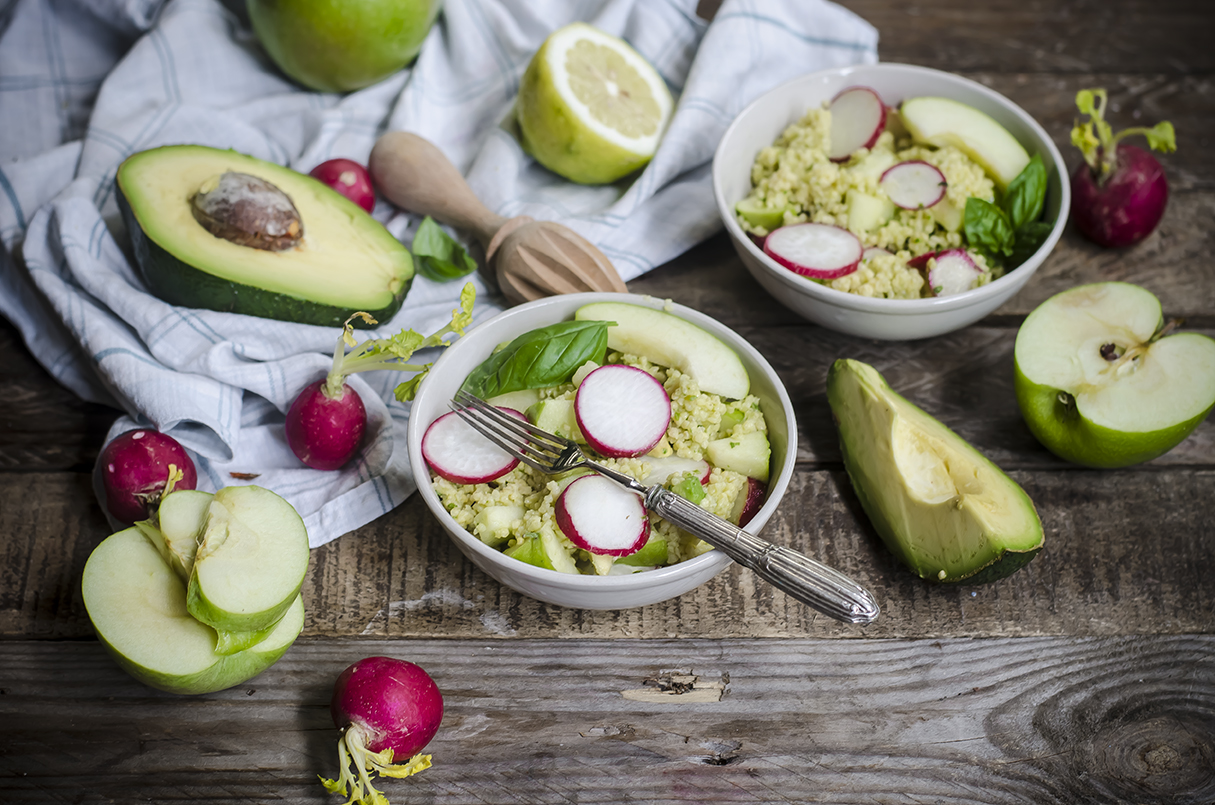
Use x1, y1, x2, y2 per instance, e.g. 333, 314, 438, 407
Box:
1014, 282, 1215, 468
575, 301, 749, 400
828, 359, 1043, 584
900, 96, 1030, 190
186, 485, 309, 633
82, 526, 304, 695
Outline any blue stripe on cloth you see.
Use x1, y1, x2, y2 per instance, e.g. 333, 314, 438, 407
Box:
0, 165, 27, 231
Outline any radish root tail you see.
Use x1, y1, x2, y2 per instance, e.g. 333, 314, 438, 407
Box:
319, 725, 432, 805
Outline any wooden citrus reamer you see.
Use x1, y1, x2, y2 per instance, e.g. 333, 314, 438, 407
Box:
369, 132, 628, 305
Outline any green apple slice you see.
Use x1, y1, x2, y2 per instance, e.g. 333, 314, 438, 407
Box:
827, 359, 1043, 584
157, 489, 213, 579
575, 302, 749, 400
504, 529, 579, 574
706, 430, 771, 483
1014, 282, 1215, 468
82, 526, 305, 694
186, 485, 309, 633
900, 96, 1030, 189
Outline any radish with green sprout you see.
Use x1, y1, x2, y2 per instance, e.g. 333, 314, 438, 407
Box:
320, 656, 443, 805
1069, 88, 1176, 248
99, 428, 197, 525
287, 284, 475, 470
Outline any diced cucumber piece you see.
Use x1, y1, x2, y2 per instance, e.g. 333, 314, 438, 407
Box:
526, 399, 586, 443
706, 430, 771, 482
472, 505, 525, 547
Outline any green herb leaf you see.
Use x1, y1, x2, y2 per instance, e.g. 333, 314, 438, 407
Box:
1144, 121, 1177, 153
460, 320, 612, 398
1003, 154, 1046, 232
412, 216, 478, 281
963, 197, 1015, 258
671, 474, 706, 505
1008, 221, 1055, 268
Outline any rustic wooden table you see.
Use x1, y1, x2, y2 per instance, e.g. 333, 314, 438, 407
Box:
2, 1, 1213, 803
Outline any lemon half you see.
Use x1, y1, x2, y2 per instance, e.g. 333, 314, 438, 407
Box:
517, 23, 674, 185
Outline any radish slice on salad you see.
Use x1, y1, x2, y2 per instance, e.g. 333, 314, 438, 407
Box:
639, 455, 711, 487
906, 250, 937, 270
827, 86, 887, 162
421, 407, 526, 484
575, 365, 671, 458
764, 223, 863, 279
926, 249, 983, 297
555, 475, 650, 556
880, 160, 947, 209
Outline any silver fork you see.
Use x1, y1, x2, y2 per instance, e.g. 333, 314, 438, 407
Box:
449, 390, 880, 625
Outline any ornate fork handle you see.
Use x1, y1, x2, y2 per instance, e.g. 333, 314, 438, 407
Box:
583, 460, 879, 624
645, 488, 880, 624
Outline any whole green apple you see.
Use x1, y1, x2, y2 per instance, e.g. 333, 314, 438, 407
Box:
248, 0, 442, 93
1014, 282, 1215, 468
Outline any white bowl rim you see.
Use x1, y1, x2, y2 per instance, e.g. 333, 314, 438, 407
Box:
406, 291, 798, 591
712, 62, 1071, 316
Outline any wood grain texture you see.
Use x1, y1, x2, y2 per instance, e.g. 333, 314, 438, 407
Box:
6, 468, 1211, 641
2, 635, 1212, 804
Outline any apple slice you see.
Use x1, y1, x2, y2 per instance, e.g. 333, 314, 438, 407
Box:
82, 526, 305, 694
185, 485, 310, 634
900, 96, 1030, 190
827, 86, 887, 162
827, 359, 1043, 584
1014, 282, 1215, 468
706, 430, 771, 483
574, 302, 749, 400
157, 488, 213, 580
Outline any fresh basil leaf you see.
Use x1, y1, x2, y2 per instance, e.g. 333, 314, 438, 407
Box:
1008, 220, 1055, 267
412, 216, 478, 281
963, 197, 1015, 258
1003, 154, 1047, 231
460, 320, 612, 398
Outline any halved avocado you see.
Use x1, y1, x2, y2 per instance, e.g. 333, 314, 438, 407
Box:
827, 359, 1043, 584
117, 145, 412, 327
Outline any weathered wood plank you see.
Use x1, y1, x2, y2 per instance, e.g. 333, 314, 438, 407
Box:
5, 467, 1211, 641
838, 0, 1215, 75
2, 635, 1212, 804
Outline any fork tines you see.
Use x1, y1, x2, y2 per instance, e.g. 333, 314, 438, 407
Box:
449, 391, 567, 471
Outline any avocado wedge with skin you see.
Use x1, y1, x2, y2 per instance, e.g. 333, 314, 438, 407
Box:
117, 145, 413, 327
827, 359, 1043, 584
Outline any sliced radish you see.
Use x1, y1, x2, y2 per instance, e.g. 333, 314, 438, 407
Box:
422, 407, 526, 484
764, 223, 862, 279
880, 160, 947, 210
827, 86, 887, 162
555, 475, 649, 557
906, 250, 937, 270
862, 246, 892, 261
730, 477, 766, 527
575, 365, 671, 458
639, 455, 711, 487
926, 249, 983, 297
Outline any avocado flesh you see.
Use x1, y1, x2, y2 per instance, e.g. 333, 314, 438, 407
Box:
117, 145, 413, 327
827, 359, 1043, 583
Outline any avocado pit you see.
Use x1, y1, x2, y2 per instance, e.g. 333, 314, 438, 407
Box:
191, 171, 303, 251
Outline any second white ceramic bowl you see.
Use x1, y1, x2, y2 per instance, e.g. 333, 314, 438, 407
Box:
407, 293, 798, 610
713, 63, 1070, 341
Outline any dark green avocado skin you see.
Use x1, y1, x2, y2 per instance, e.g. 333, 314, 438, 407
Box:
118, 190, 409, 329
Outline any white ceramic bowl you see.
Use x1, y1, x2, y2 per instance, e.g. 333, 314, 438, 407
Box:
407, 292, 797, 610
713, 63, 1070, 340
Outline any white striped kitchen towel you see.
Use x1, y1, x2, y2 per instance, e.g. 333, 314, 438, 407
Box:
0, 0, 877, 546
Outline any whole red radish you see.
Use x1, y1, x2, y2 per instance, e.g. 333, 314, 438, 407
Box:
286, 379, 366, 471
99, 428, 197, 524
287, 286, 476, 471
320, 656, 443, 804
1068, 88, 1176, 248
310, 158, 375, 212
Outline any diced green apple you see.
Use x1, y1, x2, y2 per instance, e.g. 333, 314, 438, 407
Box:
486, 389, 542, 413
616, 535, 669, 567
82, 526, 305, 694
735, 197, 791, 231
526, 398, 586, 443
846, 189, 896, 233
1014, 282, 1215, 468
472, 505, 525, 547
575, 302, 749, 400
900, 96, 1031, 189
706, 430, 771, 483
504, 529, 579, 574
186, 485, 309, 633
